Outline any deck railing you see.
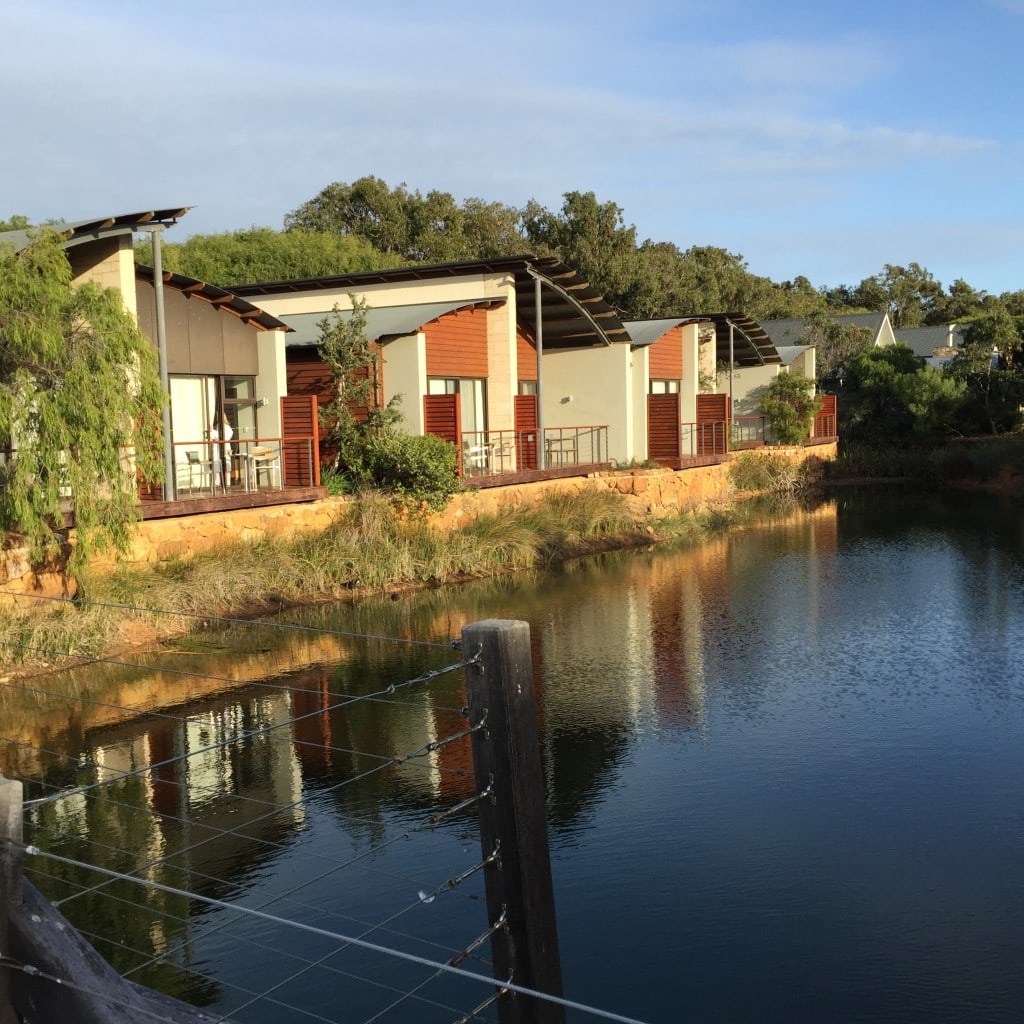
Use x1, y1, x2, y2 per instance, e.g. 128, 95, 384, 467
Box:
461, 425, 609, 476
152, 436, 317, 499
731, 415, 768, 449
538, 424, 608, 468
460, 430, 517, 478
680, 421, 728, 457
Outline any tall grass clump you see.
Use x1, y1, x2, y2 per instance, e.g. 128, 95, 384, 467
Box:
729, 452, 810, 495
0, 487, 686, 675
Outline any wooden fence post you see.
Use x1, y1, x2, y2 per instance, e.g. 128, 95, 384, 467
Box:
462, 619, 565, 1024
0, 778, 24, 1024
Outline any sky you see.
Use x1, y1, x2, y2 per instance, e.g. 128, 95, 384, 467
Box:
3, 0, 1023, 296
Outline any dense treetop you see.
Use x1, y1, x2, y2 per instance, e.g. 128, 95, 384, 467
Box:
113, 176, 1024, 329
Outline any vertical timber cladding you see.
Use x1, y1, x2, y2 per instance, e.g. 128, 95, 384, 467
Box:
280, 395, 320, 486
648, 393, 681, 466
696, 392, 730, 455
286, 346, 382, 468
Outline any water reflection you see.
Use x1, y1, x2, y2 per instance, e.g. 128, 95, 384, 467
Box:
4, 490, 1024, 1022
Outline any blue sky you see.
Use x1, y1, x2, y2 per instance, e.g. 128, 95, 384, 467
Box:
3, 0, 1023, 296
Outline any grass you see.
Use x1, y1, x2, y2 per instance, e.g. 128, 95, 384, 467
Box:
728, 451, 817, 495
0, 490, 675, 674
2, 466, 858, 677
826, 435, 1024, 485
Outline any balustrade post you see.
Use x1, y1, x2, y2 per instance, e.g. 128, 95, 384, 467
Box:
463, 620, 564, 1024
0, 778, 24, 1024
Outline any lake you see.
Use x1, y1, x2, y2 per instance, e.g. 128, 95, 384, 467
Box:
7, 487, 1024, 1023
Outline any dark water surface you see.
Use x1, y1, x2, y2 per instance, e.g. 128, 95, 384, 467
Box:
7, 488, 1024, 1023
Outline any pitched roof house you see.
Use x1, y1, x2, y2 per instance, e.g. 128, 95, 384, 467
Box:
761, 311, 897, 350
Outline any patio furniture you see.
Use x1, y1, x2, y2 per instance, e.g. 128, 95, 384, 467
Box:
184, 449, 217, 493
250, 446, 282, 489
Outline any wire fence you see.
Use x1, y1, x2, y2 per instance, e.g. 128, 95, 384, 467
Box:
0, 591, 651, 1024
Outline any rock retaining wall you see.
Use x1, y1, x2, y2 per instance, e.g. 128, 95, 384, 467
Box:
1, 445, 835, 601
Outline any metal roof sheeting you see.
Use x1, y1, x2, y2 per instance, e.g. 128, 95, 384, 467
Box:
280, 298, 503, 348
622, 317, 709, 348
229, 255, 632, 350
0, 208, 190, 253
136, 265, 293, 333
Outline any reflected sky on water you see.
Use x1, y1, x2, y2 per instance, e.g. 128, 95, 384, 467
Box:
5, 488, 1024, 1023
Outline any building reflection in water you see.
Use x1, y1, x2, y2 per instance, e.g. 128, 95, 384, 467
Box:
5, 497, 841, 1011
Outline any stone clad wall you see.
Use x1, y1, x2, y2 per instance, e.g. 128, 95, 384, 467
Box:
0, 444, 836, 599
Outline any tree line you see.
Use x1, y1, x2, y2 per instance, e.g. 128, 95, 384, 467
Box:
116, 176, 1024, 330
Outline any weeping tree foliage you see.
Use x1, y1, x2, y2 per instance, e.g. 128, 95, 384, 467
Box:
0, 230, 165, 568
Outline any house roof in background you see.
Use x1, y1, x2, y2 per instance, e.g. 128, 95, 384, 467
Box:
762, 312, 891, 348
894, 324, 965, 357
136, 265, 292, 333
280, 298, 503, 348
0, 208, 190, 252
228, 255, 632, 350
622, 317, 709, 348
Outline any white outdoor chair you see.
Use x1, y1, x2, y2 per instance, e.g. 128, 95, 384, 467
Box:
250, 446, 282, 489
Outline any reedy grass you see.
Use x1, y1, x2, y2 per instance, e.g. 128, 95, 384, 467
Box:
0, 489, 656, 673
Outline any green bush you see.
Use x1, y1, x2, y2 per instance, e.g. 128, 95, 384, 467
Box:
362, 432, 460, 510
759, 371, 822, 445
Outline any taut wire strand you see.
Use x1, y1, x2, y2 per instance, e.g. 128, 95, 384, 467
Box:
26, 847, 653, 1024
24, 656, 471, 809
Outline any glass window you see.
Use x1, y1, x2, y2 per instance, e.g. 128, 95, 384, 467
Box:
518, 380, 538, 396
650, 380, 680, 394
427, 377, 486, 433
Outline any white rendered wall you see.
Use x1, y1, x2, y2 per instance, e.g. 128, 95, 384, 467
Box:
541, 344, 634, 464
383, 332, 427, 435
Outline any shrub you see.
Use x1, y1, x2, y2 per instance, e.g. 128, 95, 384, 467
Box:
361, 432, 460, 510
759, 371, 822, 445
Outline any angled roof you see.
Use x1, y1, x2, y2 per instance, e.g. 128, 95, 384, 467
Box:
281, 298, 503, 348
681, 312, 780, 366
0, 208, 190, 252
228, 255, 632, 350
894, 324, 965, 357
136, 265, 293, 333
762, 312, 890, 348
774, 344, 814, 365
622, 317, 709, 348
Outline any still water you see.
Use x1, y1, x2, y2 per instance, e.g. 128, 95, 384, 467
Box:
6, 488, 1024, 1023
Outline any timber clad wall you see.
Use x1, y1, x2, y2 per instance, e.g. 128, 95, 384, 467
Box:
425, 308, 489, 378
287, 350, 334, 408
424, 394, 461, 445
516, 330, 537, 381
287, 350, 379, 422
648, 326, 683, 380
648, 393, 681, 464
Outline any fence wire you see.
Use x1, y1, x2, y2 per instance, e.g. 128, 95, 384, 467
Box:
0, 602, 651, 1024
